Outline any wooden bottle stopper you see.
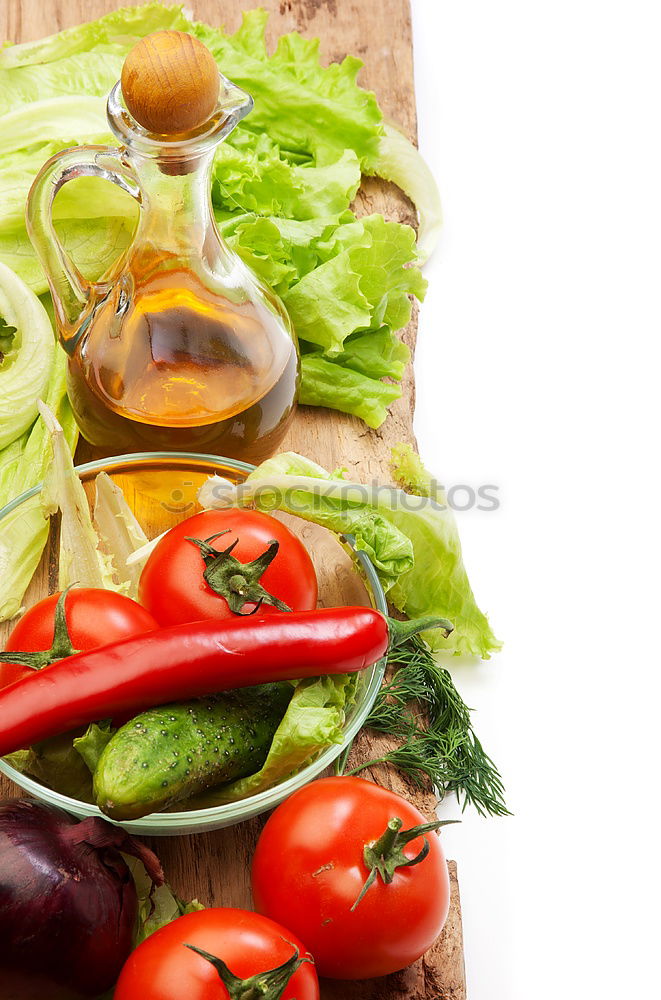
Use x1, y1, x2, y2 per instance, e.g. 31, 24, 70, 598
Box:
121, 31, 220, 134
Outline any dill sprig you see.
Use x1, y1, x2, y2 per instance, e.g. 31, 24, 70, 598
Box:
348, 635, 510, 818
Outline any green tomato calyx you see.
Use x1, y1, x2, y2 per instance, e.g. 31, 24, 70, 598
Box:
351, 815, 459, 911
0, 584, 81, 670
185, 531, 292, 616
184, 942, 312, 1000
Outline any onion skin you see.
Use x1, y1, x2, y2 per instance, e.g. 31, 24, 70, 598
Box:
0, 799, 163, 999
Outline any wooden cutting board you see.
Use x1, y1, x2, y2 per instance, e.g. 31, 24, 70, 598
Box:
0, 1, 466, 997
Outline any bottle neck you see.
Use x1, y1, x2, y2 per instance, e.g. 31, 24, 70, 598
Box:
129, 148, 219, 257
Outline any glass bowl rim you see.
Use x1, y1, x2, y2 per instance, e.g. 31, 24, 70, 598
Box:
0, 450, 387, 830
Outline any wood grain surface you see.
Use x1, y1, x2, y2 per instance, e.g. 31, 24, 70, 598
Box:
0, 2, 466, 997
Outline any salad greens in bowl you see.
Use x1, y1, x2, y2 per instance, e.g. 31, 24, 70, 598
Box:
0, 450, 388, 836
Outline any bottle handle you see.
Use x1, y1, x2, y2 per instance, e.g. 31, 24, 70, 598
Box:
25, 145, 140, 347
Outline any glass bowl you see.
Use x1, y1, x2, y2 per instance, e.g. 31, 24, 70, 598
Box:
0, 452, 387, 835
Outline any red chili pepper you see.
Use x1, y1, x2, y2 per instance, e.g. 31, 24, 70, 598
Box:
0, 609, 451, 757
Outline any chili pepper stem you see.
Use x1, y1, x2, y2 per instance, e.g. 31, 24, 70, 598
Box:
387, 615, 454, 649
185, 943, 311, 1000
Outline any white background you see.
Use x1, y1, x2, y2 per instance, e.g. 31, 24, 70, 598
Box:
411, 1, 659, 997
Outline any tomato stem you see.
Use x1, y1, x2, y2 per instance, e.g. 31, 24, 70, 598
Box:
387, 615, 454, 649
351, 815, 460, 911
0, 585, 81, 670
184, 942, 311, 1000
185, 532, 293, 615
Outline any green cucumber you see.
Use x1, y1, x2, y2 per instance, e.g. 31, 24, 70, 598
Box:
93, 684, 293, 820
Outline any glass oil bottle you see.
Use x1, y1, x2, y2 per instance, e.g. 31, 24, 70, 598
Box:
26, 31, 299, 463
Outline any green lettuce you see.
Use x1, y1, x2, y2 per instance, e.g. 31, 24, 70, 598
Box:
73, 720, 116, 774
390, 441, 444, 498
284, 215, 425, 355
201, 450, 500, 659
213, 131, 361, 220
5, 730, 95, 801
0, 2, 190, 70
386, 447, 502, 659
366, 123, 444, 264
285, 254, 371, 354
0, 344, 78, 622
125, 854, 204, 945
0, 432, 27, 497
299, 355, 401, 428
93, 473, 149, 599
247, 458, 415, 590
0, 97, 107, 157
0, 260, 54, 448
0, 54, 123, 116
0, 217, 135, 296
341, 215, 427, 332
320, 327, 411, 381
219, 214, 337, 297
40, 402, 119, 592
192, 8, 383, 164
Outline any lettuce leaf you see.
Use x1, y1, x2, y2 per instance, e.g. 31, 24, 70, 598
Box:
0, 2, 190, 69
346, 215, 427, 331
366, 124, 444, 264
73, 720, 116, 774
0, 260, 54, 448
220, 211, 420, 424
386, 444, 502, 658
0, 217, 135, 295
285, 253, 372, 354
93, 473, 149, 599
213, 130, 361, 220
192, 8, 383, 164
0, 54, 123, 116
125, 854, 204, 946
0, 344, 77, 622
226, 212, 419, 358
390, 441, 443, 498
0, 97, 108, 157
201, 451, 500, 658
320, 327, 410, 381
300, 355, 401, 428
0, 494, 49, 623
5, 730, 96, 801
40, 402, 118, 592
284, 215, 425, 356
0, 431, 27, 498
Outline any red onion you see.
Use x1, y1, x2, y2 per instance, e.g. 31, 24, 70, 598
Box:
0, 798, 164, 999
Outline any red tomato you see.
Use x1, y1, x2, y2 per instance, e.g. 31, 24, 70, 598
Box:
139, 509, 317, 627
0, 589, 158, 688
251, 777, 451, 980
114, 908, 319, 1000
